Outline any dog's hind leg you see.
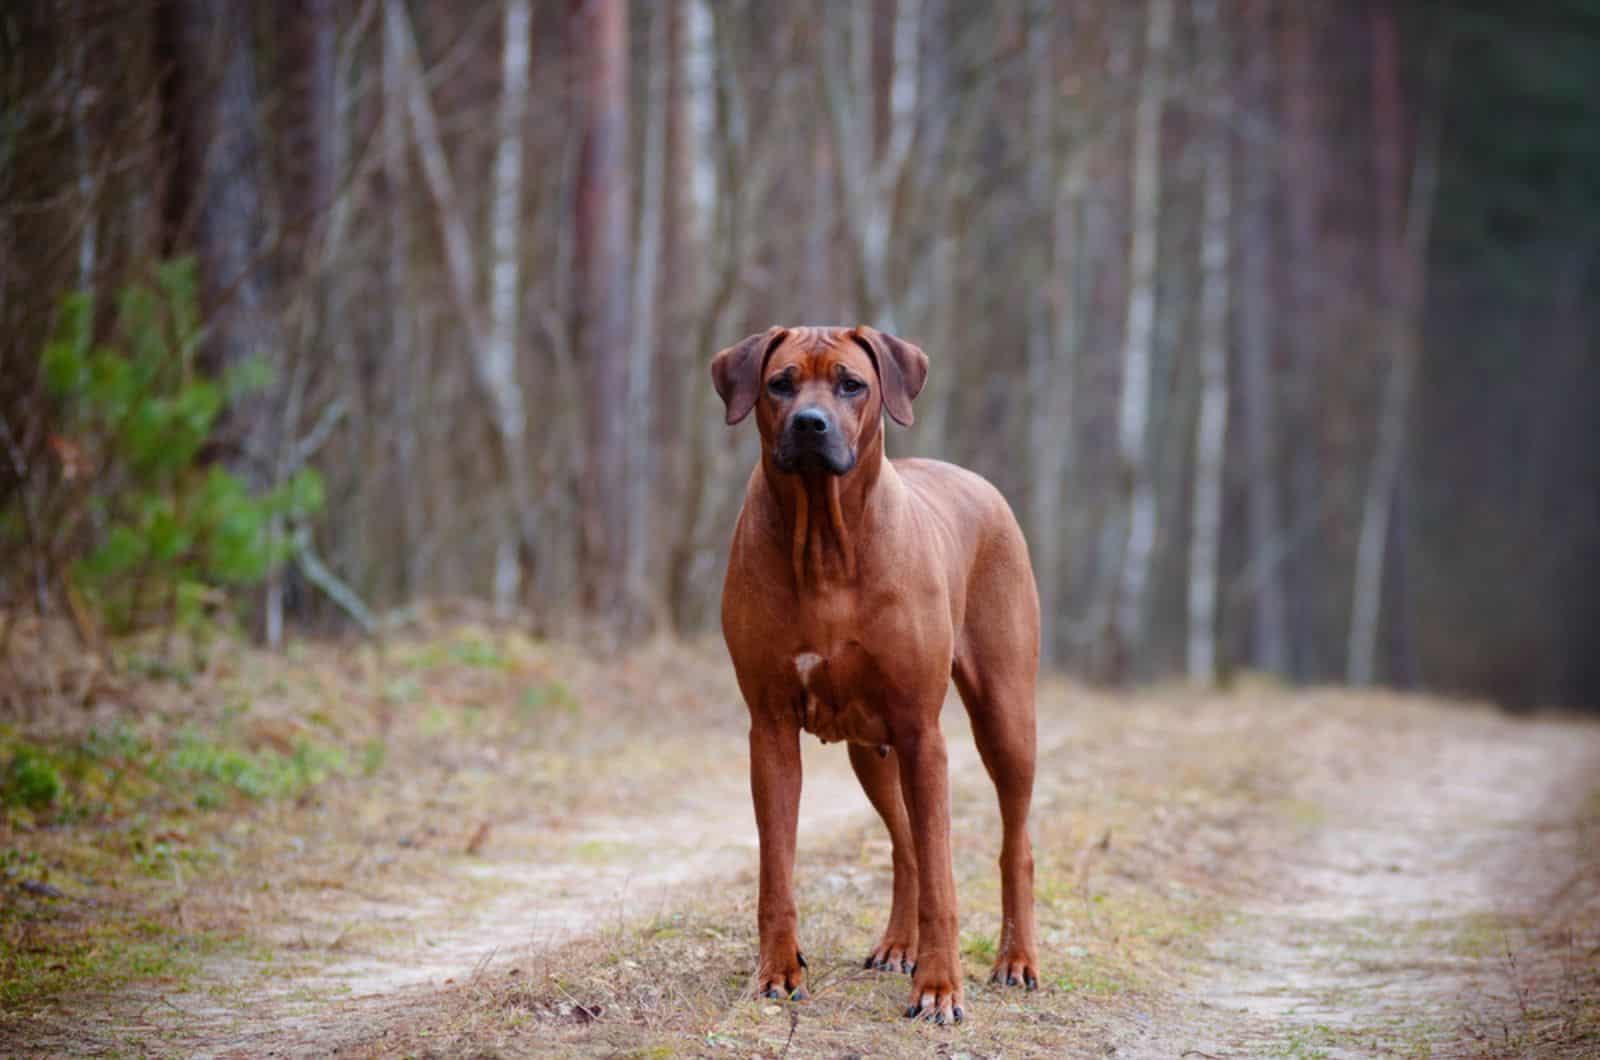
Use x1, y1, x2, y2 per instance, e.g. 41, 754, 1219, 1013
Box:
847, 741, 919, 973
954, 638, 1040, 990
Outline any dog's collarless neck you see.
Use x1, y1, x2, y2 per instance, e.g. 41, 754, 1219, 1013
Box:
762, 433, 886, 590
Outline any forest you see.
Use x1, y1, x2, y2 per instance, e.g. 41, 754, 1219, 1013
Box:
4, 2, 1600, 1055
3, 1, 1598, 707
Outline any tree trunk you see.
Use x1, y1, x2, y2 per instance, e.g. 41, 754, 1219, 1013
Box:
383, 0, 422, 596
1025, 0, 1068, 670
71, 0, 96, 293
1347, 1, 1443, 686
1239, 0, 1290, 675
391, 0, 535, 614
1187, 0, 1230, 685
627, 3, 667, 629
571, 0, 631, 622
1109, 0, 1172, 678
821, 0, 920, 329
487, 0, 533, 617
168, 0, 285, 642
664, 0, 723, 630
1280, 1, 1327, 679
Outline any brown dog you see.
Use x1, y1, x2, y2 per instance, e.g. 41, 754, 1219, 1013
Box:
713, 325, 1040, 1023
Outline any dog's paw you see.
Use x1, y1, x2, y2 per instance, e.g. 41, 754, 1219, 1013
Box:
903, 951, 964, 1024
755, 946, 809, 1001
988, 945, 1039, 991
863, 931, 916, 974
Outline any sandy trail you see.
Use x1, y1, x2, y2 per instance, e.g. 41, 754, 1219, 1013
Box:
31, 688, 1598, 1057
141, 701, 1019, 1054
1123, 701, 1600, 1058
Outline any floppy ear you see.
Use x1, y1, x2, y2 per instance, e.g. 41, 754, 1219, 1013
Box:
849, 326, 929, 427
710, 327, 790, 425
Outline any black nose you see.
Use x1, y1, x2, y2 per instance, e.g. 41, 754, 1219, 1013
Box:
792, 408, 830, 435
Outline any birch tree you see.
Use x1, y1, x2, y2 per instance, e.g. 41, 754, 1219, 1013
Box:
1186, 0, 1230, 684
821, 0, 921, 331
486, 0, 534, 616
388, 0, 535, 614
1109, 0, 1173, 675
1025, 0, 1076, 669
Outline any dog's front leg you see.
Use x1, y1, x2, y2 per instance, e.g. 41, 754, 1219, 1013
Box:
896, 721, 964, 1023
749, 712, 807, 999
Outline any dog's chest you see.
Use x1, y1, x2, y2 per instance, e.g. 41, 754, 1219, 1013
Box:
790, 642, 890, 748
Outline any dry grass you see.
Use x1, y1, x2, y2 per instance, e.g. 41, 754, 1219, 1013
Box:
2, 610, 1598, 1057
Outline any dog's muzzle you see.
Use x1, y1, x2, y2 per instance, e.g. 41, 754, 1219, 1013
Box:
775, 407, 856, 475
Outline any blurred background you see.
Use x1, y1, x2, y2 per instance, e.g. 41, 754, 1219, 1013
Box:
1, 0, 1596, 708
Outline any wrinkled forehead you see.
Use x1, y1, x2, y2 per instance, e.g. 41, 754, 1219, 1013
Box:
766, 327, 874, 378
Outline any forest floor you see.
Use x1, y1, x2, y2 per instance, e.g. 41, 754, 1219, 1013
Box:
2, 610, 1598, 1058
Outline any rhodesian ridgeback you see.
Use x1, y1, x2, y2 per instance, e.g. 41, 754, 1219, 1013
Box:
713, 325, 1040, 1024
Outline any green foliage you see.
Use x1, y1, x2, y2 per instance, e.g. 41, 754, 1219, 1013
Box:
165, 728, 347, 809
35, 261, 322, 633
2, 747, 62, 810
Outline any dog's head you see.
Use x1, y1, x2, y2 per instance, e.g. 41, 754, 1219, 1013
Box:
710, 326, 928, 477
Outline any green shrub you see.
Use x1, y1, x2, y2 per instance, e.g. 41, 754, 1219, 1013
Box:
3, 747, 62, 810
35, 260, 322, 633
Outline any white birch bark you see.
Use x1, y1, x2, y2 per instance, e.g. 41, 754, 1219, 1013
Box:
1187, 0, 1230, 683
821, 0, 921, 330
1112, 0, 1173, 667
683, 0, 717, 254
392, 0, 534, 613
71, 0, 96, 292
487, 0, 532, 616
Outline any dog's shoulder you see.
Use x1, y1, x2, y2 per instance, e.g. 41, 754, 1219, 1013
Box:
892, 458, 1014, 523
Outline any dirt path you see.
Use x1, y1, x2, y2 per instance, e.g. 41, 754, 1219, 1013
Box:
1124, 698, 1600, 1058
13, 676, 1599, 1058
106, 703, 1009, 1055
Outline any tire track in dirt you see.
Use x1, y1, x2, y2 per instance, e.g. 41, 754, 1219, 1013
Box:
1133, 700, 1600, 1058
142, 697, 1071, 1054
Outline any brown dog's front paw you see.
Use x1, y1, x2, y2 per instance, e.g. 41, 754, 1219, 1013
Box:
904, 952, 964, 1024
756, 947, 809, 1001
863, 931, 916, 974
989, 946, 1039, 991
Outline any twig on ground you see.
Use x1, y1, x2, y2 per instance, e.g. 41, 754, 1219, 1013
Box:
292, 522, 376, 633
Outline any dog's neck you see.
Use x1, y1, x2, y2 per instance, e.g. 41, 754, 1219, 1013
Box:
761, 426, 886, 589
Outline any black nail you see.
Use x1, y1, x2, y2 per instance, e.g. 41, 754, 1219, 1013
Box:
1007, 974, 1019, 987
935, 1011, 946, 1025
1025, 972, 1038, 991
953, 1005, 964, 1023
909, 961, 917, 975
796, 950, 808, 969
905, 1004, 921, 1019
900, 959, 911, 974
791, 988, 808, 1001
765, 988, 781, 999
864, 955, 876, 970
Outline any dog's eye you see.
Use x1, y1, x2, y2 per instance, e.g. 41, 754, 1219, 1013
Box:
838, 377, 866, 397
767, 375, 795, 398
